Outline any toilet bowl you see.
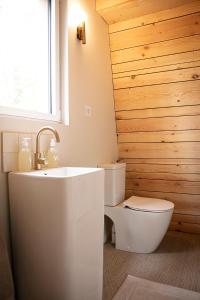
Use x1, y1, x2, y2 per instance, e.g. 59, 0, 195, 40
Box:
105, 196, 174, 253
101, 163, 174, 254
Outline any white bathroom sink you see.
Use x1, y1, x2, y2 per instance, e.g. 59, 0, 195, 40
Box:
9, 167, 104, 300
14, 166, 102, 177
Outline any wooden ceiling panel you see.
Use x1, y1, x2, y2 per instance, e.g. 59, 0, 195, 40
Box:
96, 0, 197, 24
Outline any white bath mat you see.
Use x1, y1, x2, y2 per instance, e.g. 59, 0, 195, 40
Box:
113, 275, 200, 300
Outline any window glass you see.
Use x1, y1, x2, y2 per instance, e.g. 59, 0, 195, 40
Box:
0, 0, 51, 114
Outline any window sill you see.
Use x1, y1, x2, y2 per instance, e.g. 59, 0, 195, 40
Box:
0, 106, 69, 125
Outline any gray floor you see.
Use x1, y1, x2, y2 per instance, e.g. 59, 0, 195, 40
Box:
103, 231, 200, 300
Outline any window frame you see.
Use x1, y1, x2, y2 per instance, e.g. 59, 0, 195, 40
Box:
0, 0, 61, 122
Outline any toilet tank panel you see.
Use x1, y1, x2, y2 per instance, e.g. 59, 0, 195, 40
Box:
100, 163, 126, 206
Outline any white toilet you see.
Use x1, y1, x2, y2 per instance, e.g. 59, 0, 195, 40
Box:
102, 163, 174, 253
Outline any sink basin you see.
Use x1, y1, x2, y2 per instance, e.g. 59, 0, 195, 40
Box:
9, 167, 104, 300
16, 166, 103, 177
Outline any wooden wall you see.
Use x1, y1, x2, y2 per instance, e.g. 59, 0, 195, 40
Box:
109, 1, 200, 233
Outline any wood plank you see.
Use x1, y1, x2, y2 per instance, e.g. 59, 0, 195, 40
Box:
116, 105, 200, 120
126, 172, 200, 181
109, 1, 200, 33
126, 178, 200, 194
96, 0, 126, 11
111, 14, 200, 52
111, 35, 200, 64
121, 158, 200, 165
118, 130, 200, 143
126, 163, 200, 173
125, 189, 200, 212
171, 213, 200, 235
113, 60, 200, 79
114, 81, 200, 111
169, 222, 200, 234
110, 13, 200, 51
112, 50, 200, 75
172, 213, 200, 224
117, 115, 200, 132
96, 0, 193, 24
118, 142, 200, 158
114, 65, 200, 89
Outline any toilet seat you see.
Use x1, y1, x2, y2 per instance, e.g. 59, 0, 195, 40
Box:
123, 195, 174, 213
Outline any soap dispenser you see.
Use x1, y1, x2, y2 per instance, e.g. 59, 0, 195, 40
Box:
18, 137, 32, 172
47, 138, 58, 168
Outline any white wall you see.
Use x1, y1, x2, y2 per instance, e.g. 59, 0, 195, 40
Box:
0, 0, 118, 246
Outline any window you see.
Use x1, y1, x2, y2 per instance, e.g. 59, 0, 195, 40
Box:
0, 0, 60, 121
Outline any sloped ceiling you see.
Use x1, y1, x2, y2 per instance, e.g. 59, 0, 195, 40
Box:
96, 0, 194, 24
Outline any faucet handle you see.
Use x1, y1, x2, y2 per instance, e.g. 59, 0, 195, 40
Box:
38, 157, 47, 165
34, 152, 47, 170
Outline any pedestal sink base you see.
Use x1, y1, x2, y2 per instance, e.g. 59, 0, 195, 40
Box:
9, 167, 104, 300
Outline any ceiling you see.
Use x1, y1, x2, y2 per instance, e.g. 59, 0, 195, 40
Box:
96, 0, 195, 24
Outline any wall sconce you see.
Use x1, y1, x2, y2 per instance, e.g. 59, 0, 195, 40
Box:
69, 3, 87, 45
77, 21, 86, 44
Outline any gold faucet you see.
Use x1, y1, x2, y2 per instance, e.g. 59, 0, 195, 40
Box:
34, 126, 60, 170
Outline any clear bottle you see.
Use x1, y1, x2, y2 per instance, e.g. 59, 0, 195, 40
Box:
18, 137, 32, 172
47, 138, 58, 168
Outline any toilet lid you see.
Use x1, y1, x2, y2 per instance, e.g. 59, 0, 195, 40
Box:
123, 196, 174, 212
